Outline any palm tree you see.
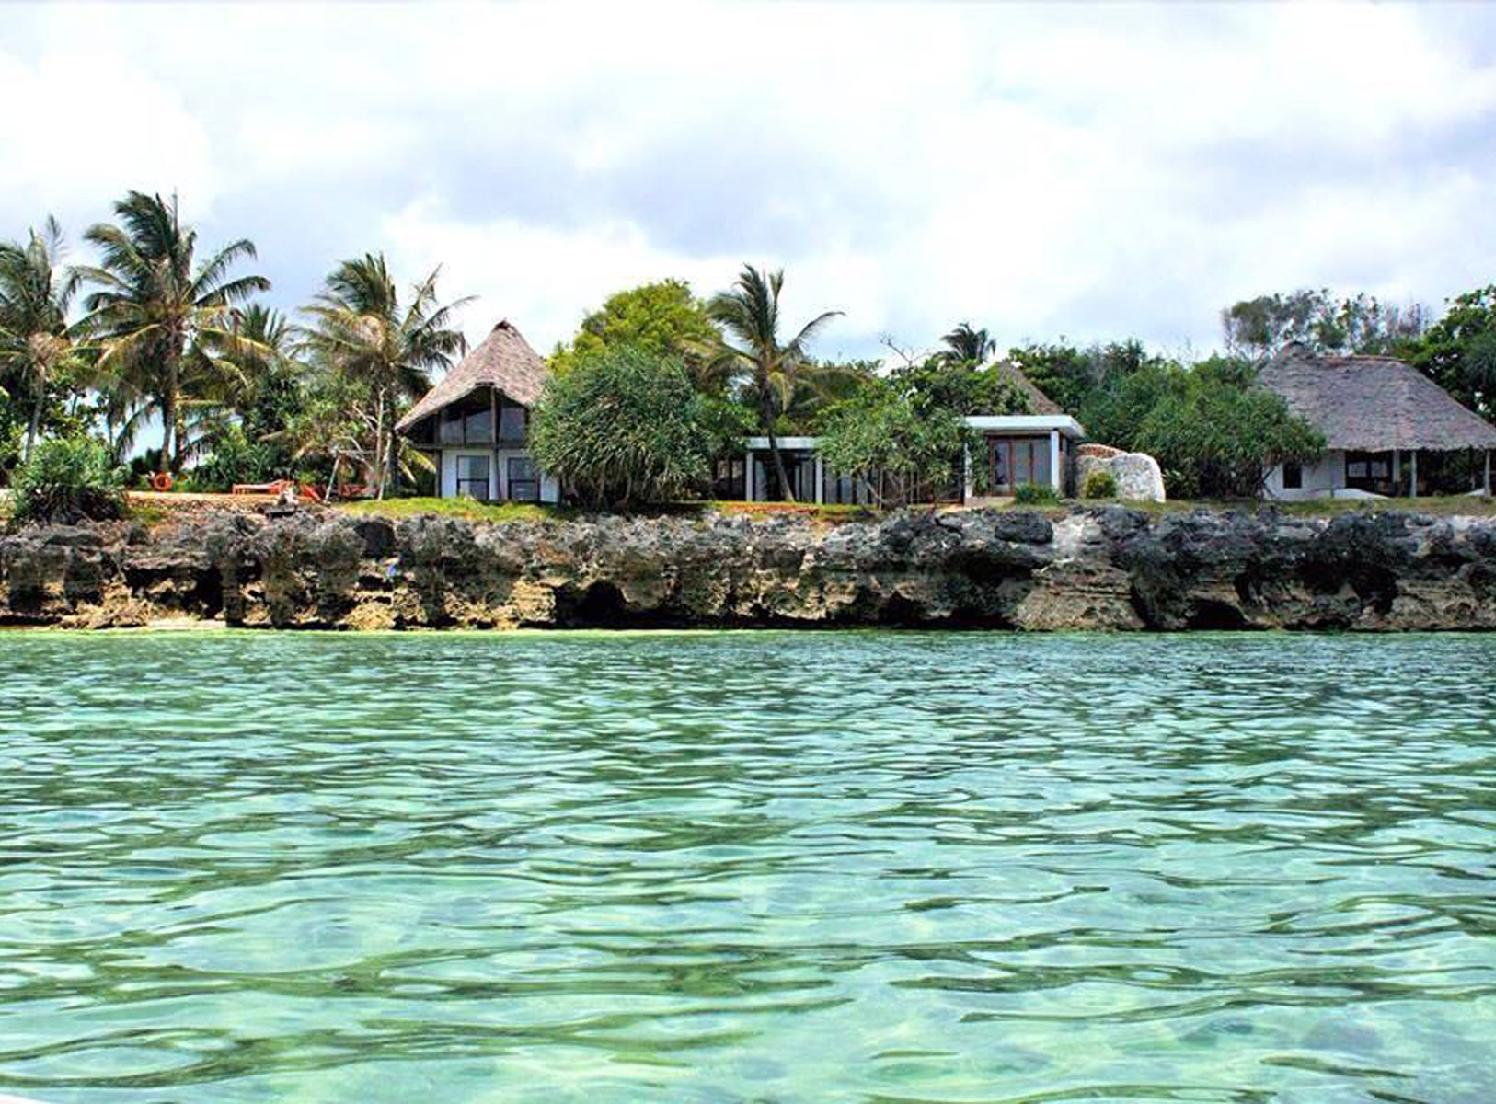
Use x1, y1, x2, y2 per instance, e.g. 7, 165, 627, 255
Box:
0, 217, 90, 462
78, 191, 270, 474
706, 265, 840, 501
225, 304, 304, 436
301, 254, 470, 499
939, 322, 995, 366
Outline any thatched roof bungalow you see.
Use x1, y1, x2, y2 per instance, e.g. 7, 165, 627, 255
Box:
396, 319, 559, 502
1258, 342, 1496, 499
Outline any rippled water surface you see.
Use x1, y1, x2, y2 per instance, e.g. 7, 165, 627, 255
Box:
1, 631, 1493, 1103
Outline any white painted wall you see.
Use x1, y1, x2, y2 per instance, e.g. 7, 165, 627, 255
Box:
440, 449, 497, 500
437, 447, 559, 503
1263, 450, 1346, 500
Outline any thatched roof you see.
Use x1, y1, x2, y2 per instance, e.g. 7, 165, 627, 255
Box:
1258, 344, 1496, 452
994, 361, 1063, 415
396, 319, 548, 433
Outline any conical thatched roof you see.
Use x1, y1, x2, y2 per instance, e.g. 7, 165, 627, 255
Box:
993, 361, 1063, 415
396, 319, 548, 433
1258, 344, 1496, 453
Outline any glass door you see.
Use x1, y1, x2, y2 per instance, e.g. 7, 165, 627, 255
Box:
455, 454, 490, 500
507, 456, 539, 501
1012, 441, 1033, 488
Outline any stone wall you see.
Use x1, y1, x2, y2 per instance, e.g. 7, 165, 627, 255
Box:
4, 505, 1496, 631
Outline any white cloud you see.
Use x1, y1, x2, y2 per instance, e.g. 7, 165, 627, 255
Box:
3, 1, 1496, 359
0, 50, 220, 229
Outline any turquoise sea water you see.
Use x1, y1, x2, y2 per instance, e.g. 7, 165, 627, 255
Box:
0, 631, 1493, 1103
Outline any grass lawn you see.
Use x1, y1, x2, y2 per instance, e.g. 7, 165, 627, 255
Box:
348, 495, 1496, 524
9, 489, 1493, 530
336, 497, 567, 523
1115, 495, 1496, 518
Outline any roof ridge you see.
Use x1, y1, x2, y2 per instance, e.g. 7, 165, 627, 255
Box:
395, 317, 549, 433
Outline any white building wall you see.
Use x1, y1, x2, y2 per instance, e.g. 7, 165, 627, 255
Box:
1263, 450, 1345, 501
437, 447, 559, 503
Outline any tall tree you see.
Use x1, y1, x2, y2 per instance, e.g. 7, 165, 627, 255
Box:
1222, 289, 1428, 358
938, 321, 995, 365
301, 254, 470, 498
0, 217, 89, 462
79, 191, 270, 474
1404, 285, 1496, 421
551, 279, 721, 385
706, 265, 840, 501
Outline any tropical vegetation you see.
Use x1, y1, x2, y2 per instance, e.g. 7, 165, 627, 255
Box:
79, 191, 271, 475
301, 254, 470, 499
530, 345, 710, 509
0, 218, 90, 465
13, 435, 126, 523
6, 190, 1496, 513
706, 265, 842, 501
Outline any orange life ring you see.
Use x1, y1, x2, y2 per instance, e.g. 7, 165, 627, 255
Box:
150, 472, 174, 492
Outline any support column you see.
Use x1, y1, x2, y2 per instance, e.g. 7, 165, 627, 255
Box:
1393, 449, 1401, 495
1409, 450, 1419, 498
962, 445, 974, 503
1485, 449, 1491, 496
744, 451, 754, 502
814, 455, 824, 504
1049, 431, 1062, 495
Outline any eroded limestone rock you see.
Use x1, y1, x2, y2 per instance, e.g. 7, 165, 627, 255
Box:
5, 504, 1496, 632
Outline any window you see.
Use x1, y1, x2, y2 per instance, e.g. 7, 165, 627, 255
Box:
440, 393, 492, 444
824, 469, 858, 505
991, 440, 1008, 488
455, 454, 490, 500
1282, 462, 1303, 490
507, 456, 539, 501
499, 404, 527, 442
713, 457, 746, 500
989, 436, 1051, 492
440, 407, 464, 444
1345, 451, 1393, 492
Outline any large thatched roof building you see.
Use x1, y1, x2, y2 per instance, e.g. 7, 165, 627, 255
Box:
396, 319, 548, 434
396, 320, 559, 502
1257, 342, 1496, 499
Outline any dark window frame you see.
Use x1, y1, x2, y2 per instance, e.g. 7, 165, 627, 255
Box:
455, 453, 491, 501
1344, 451, 1393, 493
507, 455, 539, 502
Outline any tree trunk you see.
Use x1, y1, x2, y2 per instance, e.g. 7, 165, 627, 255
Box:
385, 420, 399, 498
373, 390, 388, 500
24, 390, 42, 464
160, 390, 176, 476
762, 394, 796, 503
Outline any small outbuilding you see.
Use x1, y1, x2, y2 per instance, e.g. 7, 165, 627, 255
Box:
1258, 343, 1496, 499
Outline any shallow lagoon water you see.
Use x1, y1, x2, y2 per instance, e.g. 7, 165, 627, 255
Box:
0, 630, 1493, 1103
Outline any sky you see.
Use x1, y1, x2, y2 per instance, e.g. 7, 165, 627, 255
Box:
4, 1, 1496, 366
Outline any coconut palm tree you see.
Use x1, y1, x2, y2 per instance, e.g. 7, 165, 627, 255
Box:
0, 217, 90, 462
301, 254, 470, 498
939, 321, 995, 366
78, 191, 270, 474
706, 265, 840, 501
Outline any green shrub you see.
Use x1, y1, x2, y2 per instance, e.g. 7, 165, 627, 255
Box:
192, 425, 279, 491
1013, 482, 1061, 505
1078, 356, 1323, 498
1080, 469, 1118, 499
13, 436, 126, 523
816, 378, 973, 506
530, 344, 711, 509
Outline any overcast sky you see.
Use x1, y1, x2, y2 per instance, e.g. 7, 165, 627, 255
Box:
4, 1, 1495, 364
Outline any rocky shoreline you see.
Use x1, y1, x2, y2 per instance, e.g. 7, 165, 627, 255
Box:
3, 505, 1496, 632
